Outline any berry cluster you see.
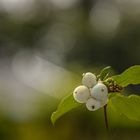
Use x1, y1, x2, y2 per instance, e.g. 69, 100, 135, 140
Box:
73, 72, 108, 111
104, 78, 123, 93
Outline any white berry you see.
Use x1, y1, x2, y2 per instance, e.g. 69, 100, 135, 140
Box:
73, 85, 90, 103
86, 98, 101, 111
100, 98, 108, 107
82, 72, 97, 88
91, 82, 108, 101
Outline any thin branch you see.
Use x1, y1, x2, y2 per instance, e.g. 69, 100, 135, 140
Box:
104, 104, 109, 130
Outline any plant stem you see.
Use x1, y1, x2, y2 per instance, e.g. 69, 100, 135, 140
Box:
104, 104, 109, 130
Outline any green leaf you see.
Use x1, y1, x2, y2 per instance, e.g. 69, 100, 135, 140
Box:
108, 92, 119, 99
112, 65, 140, 87
51, 94, 81, 124
99, 66, 112, 80
110, 94, 140, 121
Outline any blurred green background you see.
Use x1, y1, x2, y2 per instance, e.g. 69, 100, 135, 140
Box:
0, 0, 140, 139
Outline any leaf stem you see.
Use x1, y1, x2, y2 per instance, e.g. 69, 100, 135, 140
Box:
104, 104, 109, 130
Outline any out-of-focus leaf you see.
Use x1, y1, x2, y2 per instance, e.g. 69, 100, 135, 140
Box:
112, 65, 140, 87
51, 94, 81, 124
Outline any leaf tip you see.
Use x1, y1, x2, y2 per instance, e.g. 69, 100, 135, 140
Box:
51, 112, 56, 125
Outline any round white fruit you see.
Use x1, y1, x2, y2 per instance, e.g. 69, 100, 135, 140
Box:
73, 85, 90, 103
100, 98, 108, 107
82, 72, 97, 88
91, 82, 108, 101
86, 98, 101, 111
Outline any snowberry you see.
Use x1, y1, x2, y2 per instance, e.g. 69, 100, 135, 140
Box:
86, 98, 101, 111
100, 98, 108, 107
82, 72, 97, 88
91, 82, 108, 101
73, 85, 90, 103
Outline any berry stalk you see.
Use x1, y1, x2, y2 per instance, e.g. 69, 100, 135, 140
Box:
104, 104, 109, 130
